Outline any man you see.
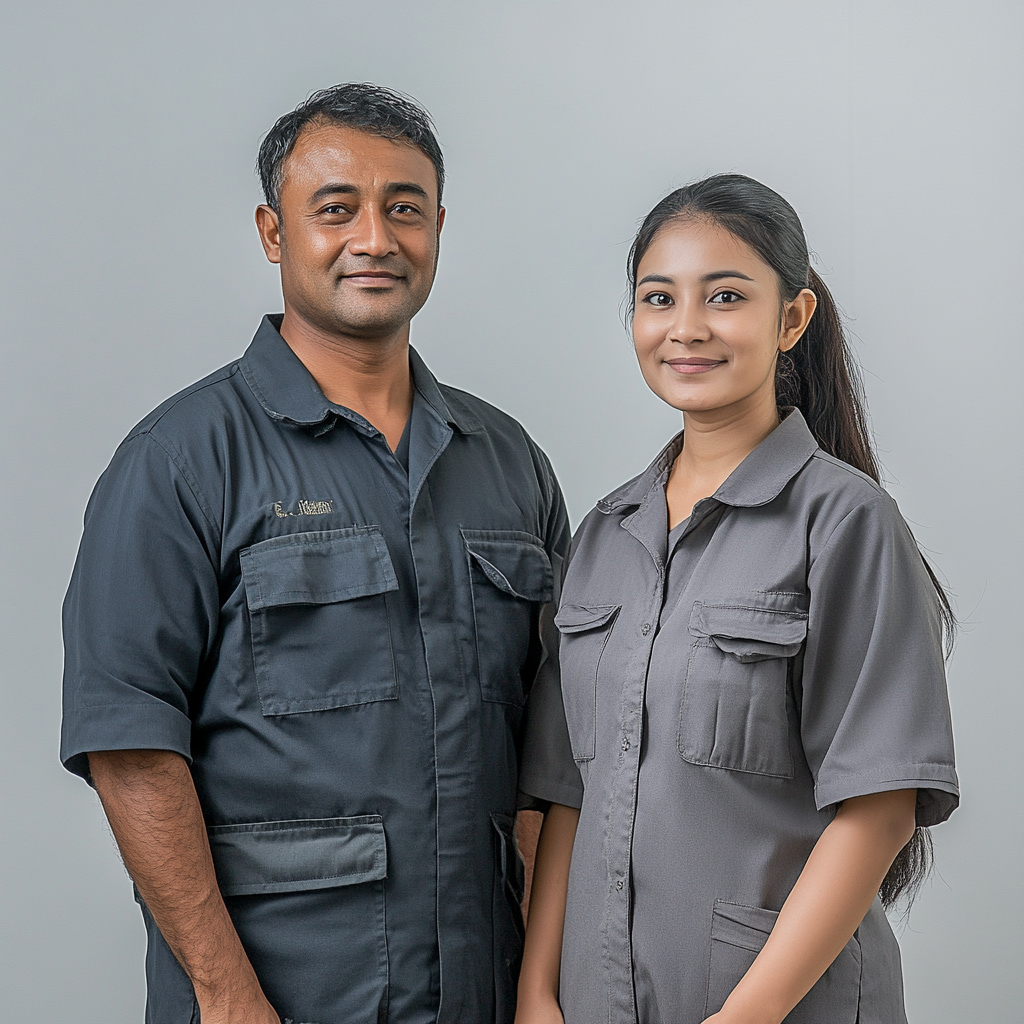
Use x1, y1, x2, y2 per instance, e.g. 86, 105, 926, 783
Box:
61, 83, 575, 1024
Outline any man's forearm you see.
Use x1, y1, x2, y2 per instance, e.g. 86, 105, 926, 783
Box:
88, 749, 277, 1021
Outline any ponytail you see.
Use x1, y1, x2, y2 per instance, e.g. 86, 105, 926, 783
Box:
628, 174, 955, 910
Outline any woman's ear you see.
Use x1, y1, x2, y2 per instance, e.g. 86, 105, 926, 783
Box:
780, 288, 817, 352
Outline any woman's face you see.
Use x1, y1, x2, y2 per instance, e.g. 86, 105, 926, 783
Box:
632, 217, 815, 418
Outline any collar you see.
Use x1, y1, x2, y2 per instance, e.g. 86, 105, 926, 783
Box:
240, 314, 480, 435
596, 408, 820, 514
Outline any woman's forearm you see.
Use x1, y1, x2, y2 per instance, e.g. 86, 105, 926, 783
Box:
516, 803, 580, 1018
711, 789, 917, 1024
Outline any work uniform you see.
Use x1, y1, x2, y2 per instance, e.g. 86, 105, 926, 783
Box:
519, 410, 958, 1024
61, 315, 569, 1024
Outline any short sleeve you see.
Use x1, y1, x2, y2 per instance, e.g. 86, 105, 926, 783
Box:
800, 493, 958, 827
60, 433, 221, 781
518, 549, 585, 810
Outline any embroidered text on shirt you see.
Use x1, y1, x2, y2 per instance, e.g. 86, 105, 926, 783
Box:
273, 499, 335, 518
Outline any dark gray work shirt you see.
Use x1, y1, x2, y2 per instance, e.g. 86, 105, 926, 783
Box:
61, 315, 569, 1024
519, 410, 958, 1024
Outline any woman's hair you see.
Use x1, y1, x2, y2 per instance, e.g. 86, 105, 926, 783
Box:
627, 172, 952, 909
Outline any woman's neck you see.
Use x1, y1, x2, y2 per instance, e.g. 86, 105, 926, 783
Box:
665, 390, 781, 529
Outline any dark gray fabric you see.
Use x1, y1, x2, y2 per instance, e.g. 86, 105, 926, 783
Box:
62, 315, 570, 1024
520, 409, 958, 1024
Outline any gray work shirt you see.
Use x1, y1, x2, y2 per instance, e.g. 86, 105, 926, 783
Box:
61, 315, 569, 1024
519, 410, 958, 1024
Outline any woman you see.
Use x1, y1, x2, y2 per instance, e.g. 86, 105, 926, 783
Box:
515, 174, 958, 1024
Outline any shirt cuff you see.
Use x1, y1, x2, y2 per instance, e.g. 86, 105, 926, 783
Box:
814, 762, 960, 827
60, 700, 193, 782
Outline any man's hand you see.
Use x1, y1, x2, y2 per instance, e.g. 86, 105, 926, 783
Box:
195, 981, 281, 1024
88, 749, 278, 1022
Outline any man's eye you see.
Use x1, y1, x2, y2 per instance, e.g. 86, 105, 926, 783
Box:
391, 203, 419, 215
322, 204, 348, 215
709, 290, 743, 304
643, 292, 672, 307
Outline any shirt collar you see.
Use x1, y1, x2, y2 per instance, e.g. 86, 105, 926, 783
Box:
240, 314, 480, 435
596, 408, 820, 514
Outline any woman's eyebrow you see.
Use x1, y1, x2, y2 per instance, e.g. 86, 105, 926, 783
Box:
637, 274, 674, 286
701, 270, 755, 283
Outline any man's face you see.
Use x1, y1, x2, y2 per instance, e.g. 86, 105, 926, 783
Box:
257, 122, 444, 340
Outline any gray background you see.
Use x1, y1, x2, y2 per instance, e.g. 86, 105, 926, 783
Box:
1, 1, 1020, 1020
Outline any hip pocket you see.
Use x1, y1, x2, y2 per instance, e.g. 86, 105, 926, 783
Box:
678, 600, 806, 778
706, 901, 861, 1023
462, 530, 553, 707
209, 815, 389, 1024
240, 527, 399, 716
554, 603, 620, 762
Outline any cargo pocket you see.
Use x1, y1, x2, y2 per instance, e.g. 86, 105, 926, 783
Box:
678, 600, 806, 778
705, 901, 861, 1023
491, 813, 526, 1024
554, 604, 620, 762
240, 527, 399, 716
209, 815, 389, 1024
462, 530, 553, 706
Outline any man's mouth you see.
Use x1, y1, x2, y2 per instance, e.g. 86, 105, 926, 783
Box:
342, 270, 402, 286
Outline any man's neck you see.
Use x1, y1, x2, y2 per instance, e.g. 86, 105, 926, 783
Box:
279, 309, 414, 452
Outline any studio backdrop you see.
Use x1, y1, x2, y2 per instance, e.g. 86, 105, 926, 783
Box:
1, 2, 1021, 1021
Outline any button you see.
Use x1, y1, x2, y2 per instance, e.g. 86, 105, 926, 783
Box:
621, 737, 630, 752
641, 622, 652, 636
615, 879, 624, 891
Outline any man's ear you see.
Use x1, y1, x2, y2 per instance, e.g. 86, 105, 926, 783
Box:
436, 205, 446, 238
255, 205, 282, 265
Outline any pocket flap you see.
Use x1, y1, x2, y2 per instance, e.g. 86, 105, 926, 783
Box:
690, 602, 807, 660
241, 527, 398, 611
711, 901, 777, 953
554, 603, 621, 634
462, 530, 553, 602
208, 815, 387, 896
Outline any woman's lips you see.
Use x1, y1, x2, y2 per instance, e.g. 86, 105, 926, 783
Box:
665, 358, 725, 375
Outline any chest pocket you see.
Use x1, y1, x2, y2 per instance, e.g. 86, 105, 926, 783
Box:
554, 604, 620, 762
462, 530, 553, 707
678, 600, 807, 778
240, 528, 399, 716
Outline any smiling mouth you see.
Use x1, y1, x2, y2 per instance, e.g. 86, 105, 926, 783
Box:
666, 358, 726, 375
342, 271, 402, 285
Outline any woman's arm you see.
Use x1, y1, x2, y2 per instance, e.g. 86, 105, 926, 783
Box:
515, 803, 581, 1024
705, 788, 917, 1024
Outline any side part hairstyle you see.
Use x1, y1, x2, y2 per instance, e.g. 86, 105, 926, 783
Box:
257, 82, 445, 212
627, 173, 954, 909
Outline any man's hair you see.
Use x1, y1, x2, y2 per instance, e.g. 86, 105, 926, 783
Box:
257, 83, 445, 212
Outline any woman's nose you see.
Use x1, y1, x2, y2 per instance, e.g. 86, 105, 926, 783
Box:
667, 296, 712, 344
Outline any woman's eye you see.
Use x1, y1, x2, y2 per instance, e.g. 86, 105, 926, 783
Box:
643, 292, 672, 307
709, 290, 743, 304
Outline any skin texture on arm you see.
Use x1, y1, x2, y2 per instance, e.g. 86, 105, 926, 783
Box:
88, 750, 280, 1024
515, 803, 580, 1024
705, 789, 917, 1024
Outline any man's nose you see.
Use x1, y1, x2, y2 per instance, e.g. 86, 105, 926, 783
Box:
348, 207, 399, 258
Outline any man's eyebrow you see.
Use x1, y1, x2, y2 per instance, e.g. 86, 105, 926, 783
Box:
309, 183, 358, 203
308, 181, 431, 204
383, 181, 429, 199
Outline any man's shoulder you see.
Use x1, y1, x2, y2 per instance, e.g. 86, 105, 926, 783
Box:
124, 358, 247, 447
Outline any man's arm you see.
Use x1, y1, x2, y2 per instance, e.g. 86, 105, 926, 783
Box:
88, 749, 280, 1024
